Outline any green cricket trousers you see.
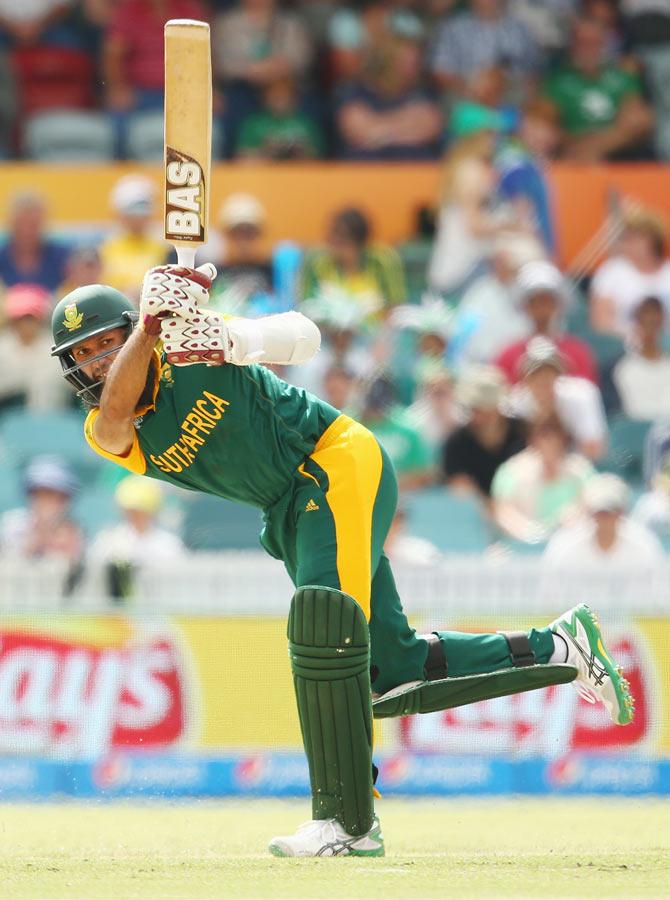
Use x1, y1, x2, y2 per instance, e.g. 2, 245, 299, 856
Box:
262, 414, 555, 695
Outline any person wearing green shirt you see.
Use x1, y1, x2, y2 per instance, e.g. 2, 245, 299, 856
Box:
543, 15, 652, 161
235, 76, 324, 160
50, 262, 634, 857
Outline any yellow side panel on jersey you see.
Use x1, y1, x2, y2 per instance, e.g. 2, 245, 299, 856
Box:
84, 408, 147, 475
310, 415, 382, 620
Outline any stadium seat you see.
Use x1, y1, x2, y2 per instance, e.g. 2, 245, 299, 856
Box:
406, 488, 491, 554
127, 110, 224, 161
181, 494, 262, 551
23, 111, 116, 162
0, 409, 98, 475
600, 414, 653, 481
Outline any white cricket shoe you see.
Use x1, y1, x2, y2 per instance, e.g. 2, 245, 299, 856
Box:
551, 603, 634, 725
268, 816, 384, 858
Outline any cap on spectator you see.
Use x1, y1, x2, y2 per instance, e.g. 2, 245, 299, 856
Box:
455, 366, 506, 411
24, 456, 78, 497
583, 474, 629, 514
9, 189, 46, 217
519, 336, 565, 378
516, 260, 566, 304
450, 101, 505, 139
219, 193, 266, 230
111, 175, 156, 217
115, 475, 163, 515
5, 284, 51, 320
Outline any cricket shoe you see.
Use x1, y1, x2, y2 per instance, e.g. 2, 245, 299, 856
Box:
268, 816, 384, 858
551, 603, 634, 725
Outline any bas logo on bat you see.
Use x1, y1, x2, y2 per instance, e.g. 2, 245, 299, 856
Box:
165, 148, 205, 241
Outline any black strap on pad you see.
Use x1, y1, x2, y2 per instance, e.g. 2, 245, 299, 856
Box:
424, 633, 448, 681
498, 630, 536, 667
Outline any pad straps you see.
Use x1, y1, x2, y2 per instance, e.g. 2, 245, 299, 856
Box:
498, 630, 536, 667
423, 633, 448, 681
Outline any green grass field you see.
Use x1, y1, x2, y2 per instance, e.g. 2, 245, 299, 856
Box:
0, 799, 668, 900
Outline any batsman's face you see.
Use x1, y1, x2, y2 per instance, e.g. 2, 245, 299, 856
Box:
71, 327, 128, 382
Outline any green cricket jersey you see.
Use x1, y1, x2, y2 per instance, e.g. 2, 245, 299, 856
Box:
85, 352, 340, 510
543, 64, 641, 135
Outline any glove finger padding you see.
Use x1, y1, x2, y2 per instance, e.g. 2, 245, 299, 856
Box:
141, 263, 218, 321
160, 313, 230, 366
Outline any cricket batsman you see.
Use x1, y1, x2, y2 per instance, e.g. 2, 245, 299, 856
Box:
51, 264, 634, 857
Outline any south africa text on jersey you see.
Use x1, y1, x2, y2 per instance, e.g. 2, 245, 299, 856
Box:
149, 391, 230, 474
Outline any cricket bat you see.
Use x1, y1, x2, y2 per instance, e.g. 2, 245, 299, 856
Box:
163, 19, 212, 270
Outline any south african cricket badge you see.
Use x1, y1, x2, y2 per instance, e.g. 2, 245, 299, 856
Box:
62, 303, 84, 332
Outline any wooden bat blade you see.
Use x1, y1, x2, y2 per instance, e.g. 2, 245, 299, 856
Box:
164, 18, 212, 268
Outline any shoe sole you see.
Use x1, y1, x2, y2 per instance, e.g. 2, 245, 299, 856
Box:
560, 605, 635, 726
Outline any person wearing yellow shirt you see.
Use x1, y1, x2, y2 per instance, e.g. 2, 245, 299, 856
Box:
99, 175, 169, 301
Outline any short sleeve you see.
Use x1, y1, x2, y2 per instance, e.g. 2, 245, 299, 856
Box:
84, 409, 147, 475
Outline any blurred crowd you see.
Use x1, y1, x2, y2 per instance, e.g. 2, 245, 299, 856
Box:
1, 0, 670, 162
3, 145, 670, 586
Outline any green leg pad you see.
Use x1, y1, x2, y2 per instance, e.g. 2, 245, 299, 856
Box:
288, 585, 374, 837
372, 663, 578, 719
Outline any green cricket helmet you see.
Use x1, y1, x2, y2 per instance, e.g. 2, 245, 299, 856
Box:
51, 284, 138, 405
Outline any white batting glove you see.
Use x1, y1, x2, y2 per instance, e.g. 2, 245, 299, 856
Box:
160, 312, 231, 366
139, 263, 217, 334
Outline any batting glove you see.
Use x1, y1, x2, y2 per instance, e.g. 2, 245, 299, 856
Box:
139, 262, 217, 334
160, 312, 231, 366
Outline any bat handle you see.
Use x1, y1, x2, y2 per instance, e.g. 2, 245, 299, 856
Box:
176, 246, 197, 269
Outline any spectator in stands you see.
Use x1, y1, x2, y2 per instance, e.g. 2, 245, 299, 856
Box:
510, 0, 577, 53
334, 31, 443, 161
0, 0, 76, 47
0, 50, 16, 158
543, 473, 664, 565
496, 260, 598, 384
321, 364, 359, 415
632, 452, 670, 547
102, 0, 207, 118
496, 98, 561, 256
431, 0, 540, 103
542, 15, 653, 162
0, 456, 83, 563
89, 475, 184, 601
510, 337, 608, 460
235, 75, 324, 159
327, 0, 425, 85
0, 191, 69, 292
290, 291, 377, 398
613, 296, 670, 421
390, 295, 453, 397
492, 416, 593, 545
213, 0, 313, 152
441, 365, 526, 498
59, 246, 103, 297
209, 193, 274, 313
428, 105, 530, 297
590, 206, 670, 338
623, 0, 670, 160
450, 233, 541, 370
406, 360, 457, 461
99, 174, 168, 301
360, 377, 433, 491
385, 504, 443, 566
300, 207, 406, 323
0, 284, 70, 411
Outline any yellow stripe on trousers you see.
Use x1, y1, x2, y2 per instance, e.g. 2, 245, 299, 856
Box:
310, 415, 382, 620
